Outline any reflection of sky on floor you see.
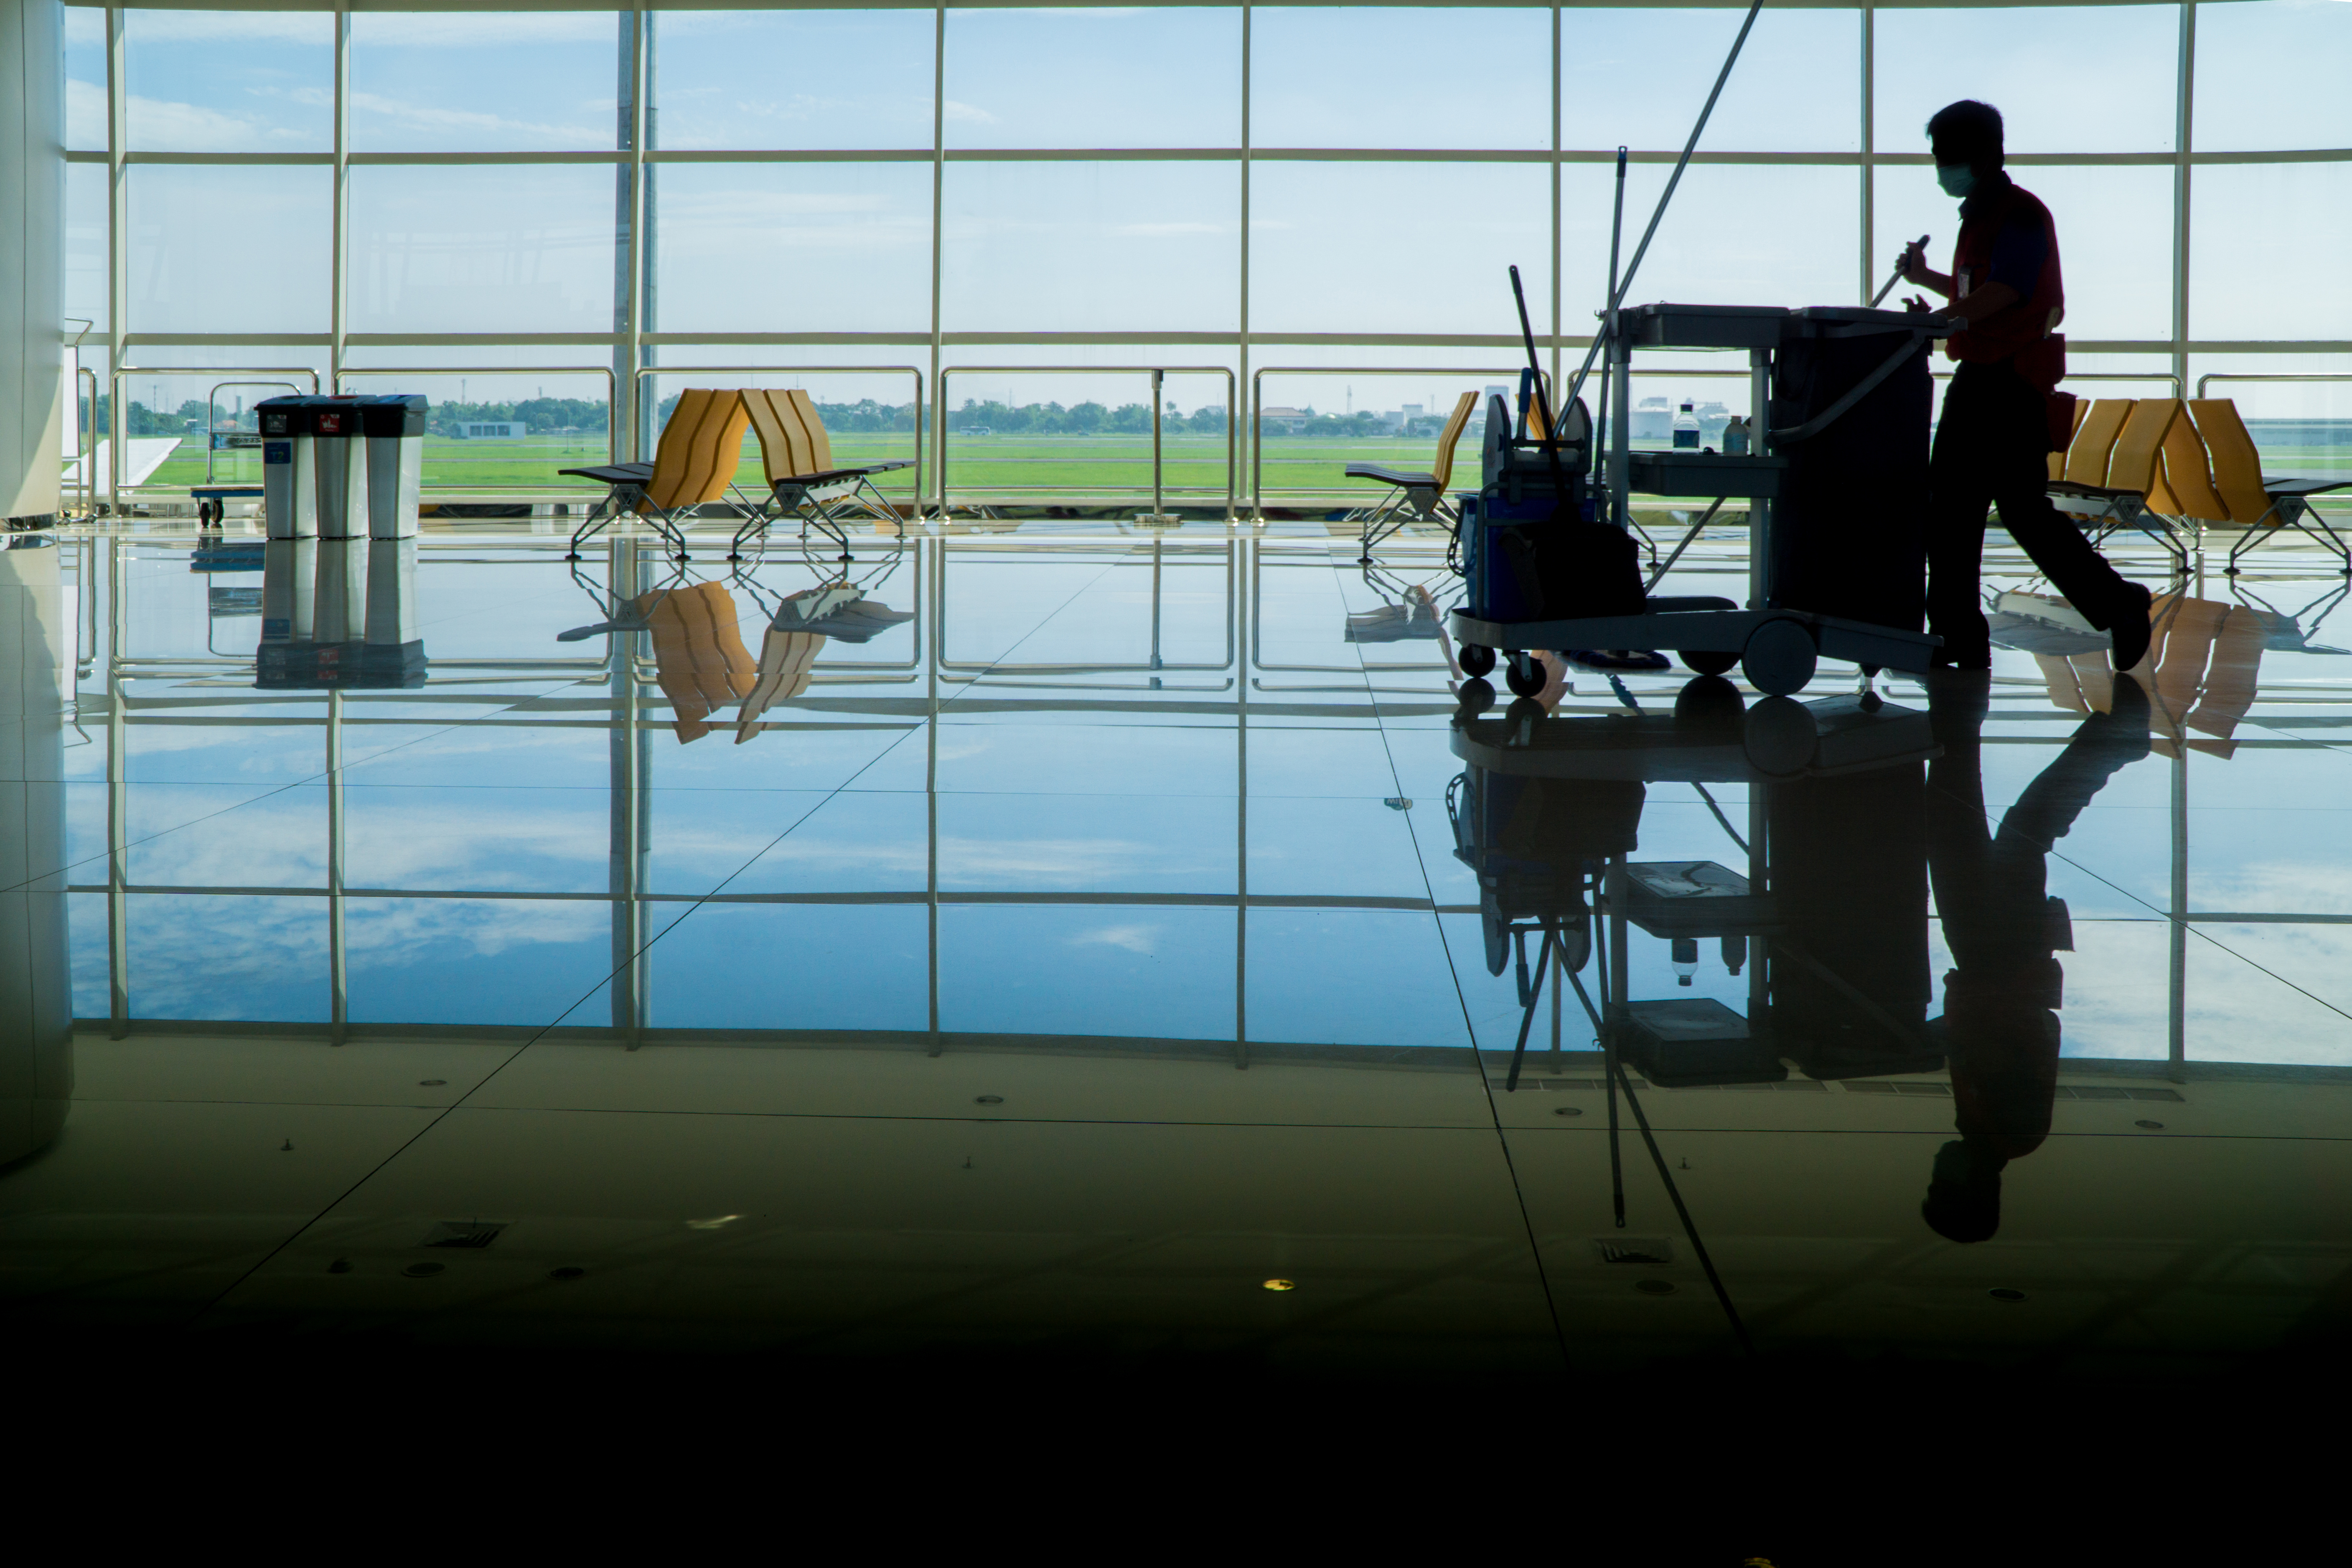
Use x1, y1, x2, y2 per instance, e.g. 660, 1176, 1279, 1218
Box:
28, 530, 2352, 1072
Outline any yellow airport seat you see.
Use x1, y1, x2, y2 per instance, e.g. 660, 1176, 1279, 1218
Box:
562, 387, 759, 561
735, 387, 915, 563
1344, 390, 1480, 562
2193, 398, 2352, 576
2047, 397, 2189, 570
2061, 399, 2133, 488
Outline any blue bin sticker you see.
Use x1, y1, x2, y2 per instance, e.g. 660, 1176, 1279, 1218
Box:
263, 441, 292, 464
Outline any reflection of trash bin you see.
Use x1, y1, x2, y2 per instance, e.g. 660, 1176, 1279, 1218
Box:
258, 395, 318, 540
363, 537, 427, 686
314, 535, 368, 645
364, 395, 427, 540
260, 538, 315, 644
311, 397, 369, 540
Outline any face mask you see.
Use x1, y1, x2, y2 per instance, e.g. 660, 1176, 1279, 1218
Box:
1936, 163, 1978, 199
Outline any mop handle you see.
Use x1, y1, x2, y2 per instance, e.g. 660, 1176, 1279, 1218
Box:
1871, 235, 1932, 308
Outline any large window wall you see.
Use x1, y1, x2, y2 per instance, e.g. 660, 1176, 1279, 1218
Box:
61, 1, 2352, 507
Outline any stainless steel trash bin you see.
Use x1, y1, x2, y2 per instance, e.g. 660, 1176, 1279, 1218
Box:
258, 395, 318, 541
363, 395, 427, 541
311, 397, 369, 540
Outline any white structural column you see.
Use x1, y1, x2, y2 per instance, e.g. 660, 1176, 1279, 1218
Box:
0, 0, 65, 522
0, 540, 72, 1162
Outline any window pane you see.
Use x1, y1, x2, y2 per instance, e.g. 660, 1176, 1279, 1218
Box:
1875, 163, 2174, 342
1571, 163, 1855, 313
351, 11, 618, 152
1563, 8, 1859, 153
349, 166, 616, 334
1252, 162, 1549, 334
653, 10, 935, 151
1875, 6, 2179, 155
2193, 163, 2352, 340
124, 8, 332, 152
1253, 7, 1546, 151
2194, 1, 2352, 153
943, 162, 1238, 333
66, 164, 108, 334
656, 163, 931, 333
947, 8, 1239, 150
65, 7, 105, 152
129, 166, 331, 333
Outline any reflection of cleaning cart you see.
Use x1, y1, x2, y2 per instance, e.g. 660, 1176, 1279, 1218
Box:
1449, 681, 1942, 1096
1452, 303, 1953, 699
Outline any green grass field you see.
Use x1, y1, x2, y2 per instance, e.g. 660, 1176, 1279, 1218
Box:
135, 429, 2352, 508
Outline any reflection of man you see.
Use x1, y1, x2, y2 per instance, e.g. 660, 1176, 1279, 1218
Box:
1920, 669, 2150, 1242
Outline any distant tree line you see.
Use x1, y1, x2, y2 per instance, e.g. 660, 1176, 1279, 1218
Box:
948, 399, 1226, 435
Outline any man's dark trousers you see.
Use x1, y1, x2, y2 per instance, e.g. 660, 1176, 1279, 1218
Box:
1927, 358, 2137, 665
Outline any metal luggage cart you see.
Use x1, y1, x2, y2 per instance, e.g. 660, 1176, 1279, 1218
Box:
1451, 303, 1955, 698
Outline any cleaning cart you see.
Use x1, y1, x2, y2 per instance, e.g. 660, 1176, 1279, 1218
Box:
1451, 302, 1955, 698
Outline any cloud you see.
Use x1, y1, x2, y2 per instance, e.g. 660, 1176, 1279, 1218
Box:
345, 89, 608, 150
1115, 221, 1229, 237
120, 90, 321, 154
348, 13, 618, 49
1070, 922, 1158, 955
943, 100, 999, 125
122, 12, 332, 45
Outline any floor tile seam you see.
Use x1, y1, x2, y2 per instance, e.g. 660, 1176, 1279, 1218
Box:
1940, 753, 2352, 1012
1350, 566, 1573, 1370
258, 1105, 1506, 1131
2039, 839, 2352, 1027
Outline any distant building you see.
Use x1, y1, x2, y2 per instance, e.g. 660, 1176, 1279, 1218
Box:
1260, 406, 1309, 435
457, 421, 525, 440
1632, 396, 1673, 442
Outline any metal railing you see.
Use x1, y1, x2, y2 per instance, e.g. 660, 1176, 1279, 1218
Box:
1249, 364, 1557, 519
938, 365, 1236, 521
2197, 372, 2352, 400
335, 364, 620, 493
108, 366, 320, 503
633, 363, 924, 513
202, 378, 306, 485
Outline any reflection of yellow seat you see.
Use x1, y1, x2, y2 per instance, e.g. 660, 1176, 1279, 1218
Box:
2029, 589, 2267, 759
563, 389, 755, 561
2194, 398, 2352, 577
2047, 397, 2189, 570
735, 628, 824, 744
1344, 391, 1479, 563
734, 388, 915, 563
640, 580, 756, 743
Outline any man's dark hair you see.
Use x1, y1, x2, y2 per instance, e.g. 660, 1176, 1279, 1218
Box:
1927, 99, 2006, 173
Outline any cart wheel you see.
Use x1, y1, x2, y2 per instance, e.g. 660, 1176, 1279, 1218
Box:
1678, 648, 1737, 677
1743, 696, 1819, 776
1740, 618, 1818, 696
1455, 677, 1495, 717
1458, 643, 1495, 678
1504, 651, 1546, 698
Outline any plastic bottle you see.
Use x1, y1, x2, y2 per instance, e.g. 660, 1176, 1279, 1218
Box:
1672, 936, 1699, 987
1722, 415, 1750, 456
1673, 400, 1701, 450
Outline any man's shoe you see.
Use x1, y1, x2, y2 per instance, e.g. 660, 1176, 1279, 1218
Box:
2108, 582, 2155, 673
